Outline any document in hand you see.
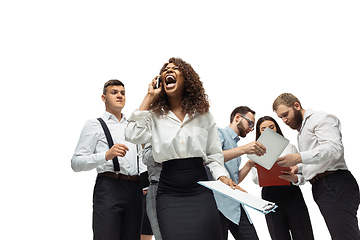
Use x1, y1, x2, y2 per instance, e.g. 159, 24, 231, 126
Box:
247, 127, 289, 170
198, 180, 277, 214
257, 164, 291, 187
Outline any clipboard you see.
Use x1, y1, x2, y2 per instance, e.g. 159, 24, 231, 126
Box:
247, 127, 289, 170
198, 180, 277, 214
257, 164, 291, 187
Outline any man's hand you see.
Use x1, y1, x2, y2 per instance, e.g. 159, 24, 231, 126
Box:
242, 141, 266, 156
245, 160, 257, 168
218, 176, 247, 192
105, 143, 129, 160
277, 153, 302, 167
290, 165, 299, 174
279, 170, 299, 183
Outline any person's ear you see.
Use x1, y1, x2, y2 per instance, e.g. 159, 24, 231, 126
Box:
294, 102, 301, 110
101, 94, 106, 103
234, 113, 241, 123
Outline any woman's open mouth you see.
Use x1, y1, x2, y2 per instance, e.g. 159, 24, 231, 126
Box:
165, 75, 177, 88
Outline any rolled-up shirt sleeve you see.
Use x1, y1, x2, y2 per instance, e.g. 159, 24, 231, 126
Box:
292, 174, 306, 186
292, 163, 305, 185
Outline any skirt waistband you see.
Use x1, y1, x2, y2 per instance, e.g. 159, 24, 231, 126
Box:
162, 157, 203, 172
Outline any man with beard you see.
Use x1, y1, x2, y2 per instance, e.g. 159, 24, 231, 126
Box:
274, 93, 360, 240
208, 106, 266, 240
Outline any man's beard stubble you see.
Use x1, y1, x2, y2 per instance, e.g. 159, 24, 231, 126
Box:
291, 108, 303, 130
237, 122, 247, 138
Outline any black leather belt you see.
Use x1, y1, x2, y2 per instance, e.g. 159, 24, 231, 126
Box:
310, 171, 336, 185
98, 172, 141, 182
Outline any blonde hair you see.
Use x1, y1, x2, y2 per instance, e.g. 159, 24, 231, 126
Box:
272, 93, 302, 111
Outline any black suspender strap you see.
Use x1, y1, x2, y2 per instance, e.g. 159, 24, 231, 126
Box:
97, 118, 120, 173
136, 145, 140, 175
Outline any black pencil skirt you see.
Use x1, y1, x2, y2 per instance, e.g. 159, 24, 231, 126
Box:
156, 157, 222, 240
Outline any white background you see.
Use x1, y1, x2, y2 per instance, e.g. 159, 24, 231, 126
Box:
1, 1, 359, 239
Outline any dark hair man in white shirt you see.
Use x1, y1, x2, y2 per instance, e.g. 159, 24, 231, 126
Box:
273, 93, 360, 240
71, 80, 142, 240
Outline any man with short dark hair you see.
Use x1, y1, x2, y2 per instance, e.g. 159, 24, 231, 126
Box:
210, 106, 266, 240
274, 93, 360, 240
71, 79, 142, 240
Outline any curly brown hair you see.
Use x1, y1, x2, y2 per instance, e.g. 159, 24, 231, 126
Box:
149, 57, 210, 117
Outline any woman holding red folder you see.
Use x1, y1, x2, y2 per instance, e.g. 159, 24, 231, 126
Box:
252, 116, 314, 240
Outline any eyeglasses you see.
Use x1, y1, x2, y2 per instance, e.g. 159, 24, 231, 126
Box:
240, 115, 254, 128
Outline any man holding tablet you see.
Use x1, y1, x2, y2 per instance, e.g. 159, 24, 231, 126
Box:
273, 93, 360, 240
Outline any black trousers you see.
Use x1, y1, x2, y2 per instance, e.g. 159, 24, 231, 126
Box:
312, 170, 360, 240
219, 206, 259, 240
93, 175, 142, 240
157, 157, 223, 240
262, 184, 314, 240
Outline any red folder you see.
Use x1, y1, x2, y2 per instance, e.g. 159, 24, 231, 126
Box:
257, 164, 291, 187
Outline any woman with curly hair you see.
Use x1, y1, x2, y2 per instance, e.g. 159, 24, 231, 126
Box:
125, 57, 241, 240
149, 57, 209, 116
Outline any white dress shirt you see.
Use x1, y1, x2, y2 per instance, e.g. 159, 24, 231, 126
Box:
125, 110, 229, 180
71, 111, 139, 175
296, 109, 348, 185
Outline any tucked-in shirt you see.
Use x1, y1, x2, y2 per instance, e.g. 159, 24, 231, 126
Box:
210, 126, 251, 225
125, 110, 229, 180
71, 111, 139, 175
295, 109, 348, 185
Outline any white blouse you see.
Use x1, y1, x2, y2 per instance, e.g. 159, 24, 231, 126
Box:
125, 110, 229, 180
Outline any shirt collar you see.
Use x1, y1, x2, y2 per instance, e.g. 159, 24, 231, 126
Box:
225, 126, 240, 143
102, 111, 127, 124
167, 110, 193, 124
299, 108, 314, 132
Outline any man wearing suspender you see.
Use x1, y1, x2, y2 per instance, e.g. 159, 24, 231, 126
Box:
71, 79, 142, 240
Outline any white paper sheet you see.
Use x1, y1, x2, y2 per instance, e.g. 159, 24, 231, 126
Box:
198, 180, 277, 214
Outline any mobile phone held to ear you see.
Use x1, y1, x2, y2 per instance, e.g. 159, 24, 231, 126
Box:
155, 77, 161, 89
